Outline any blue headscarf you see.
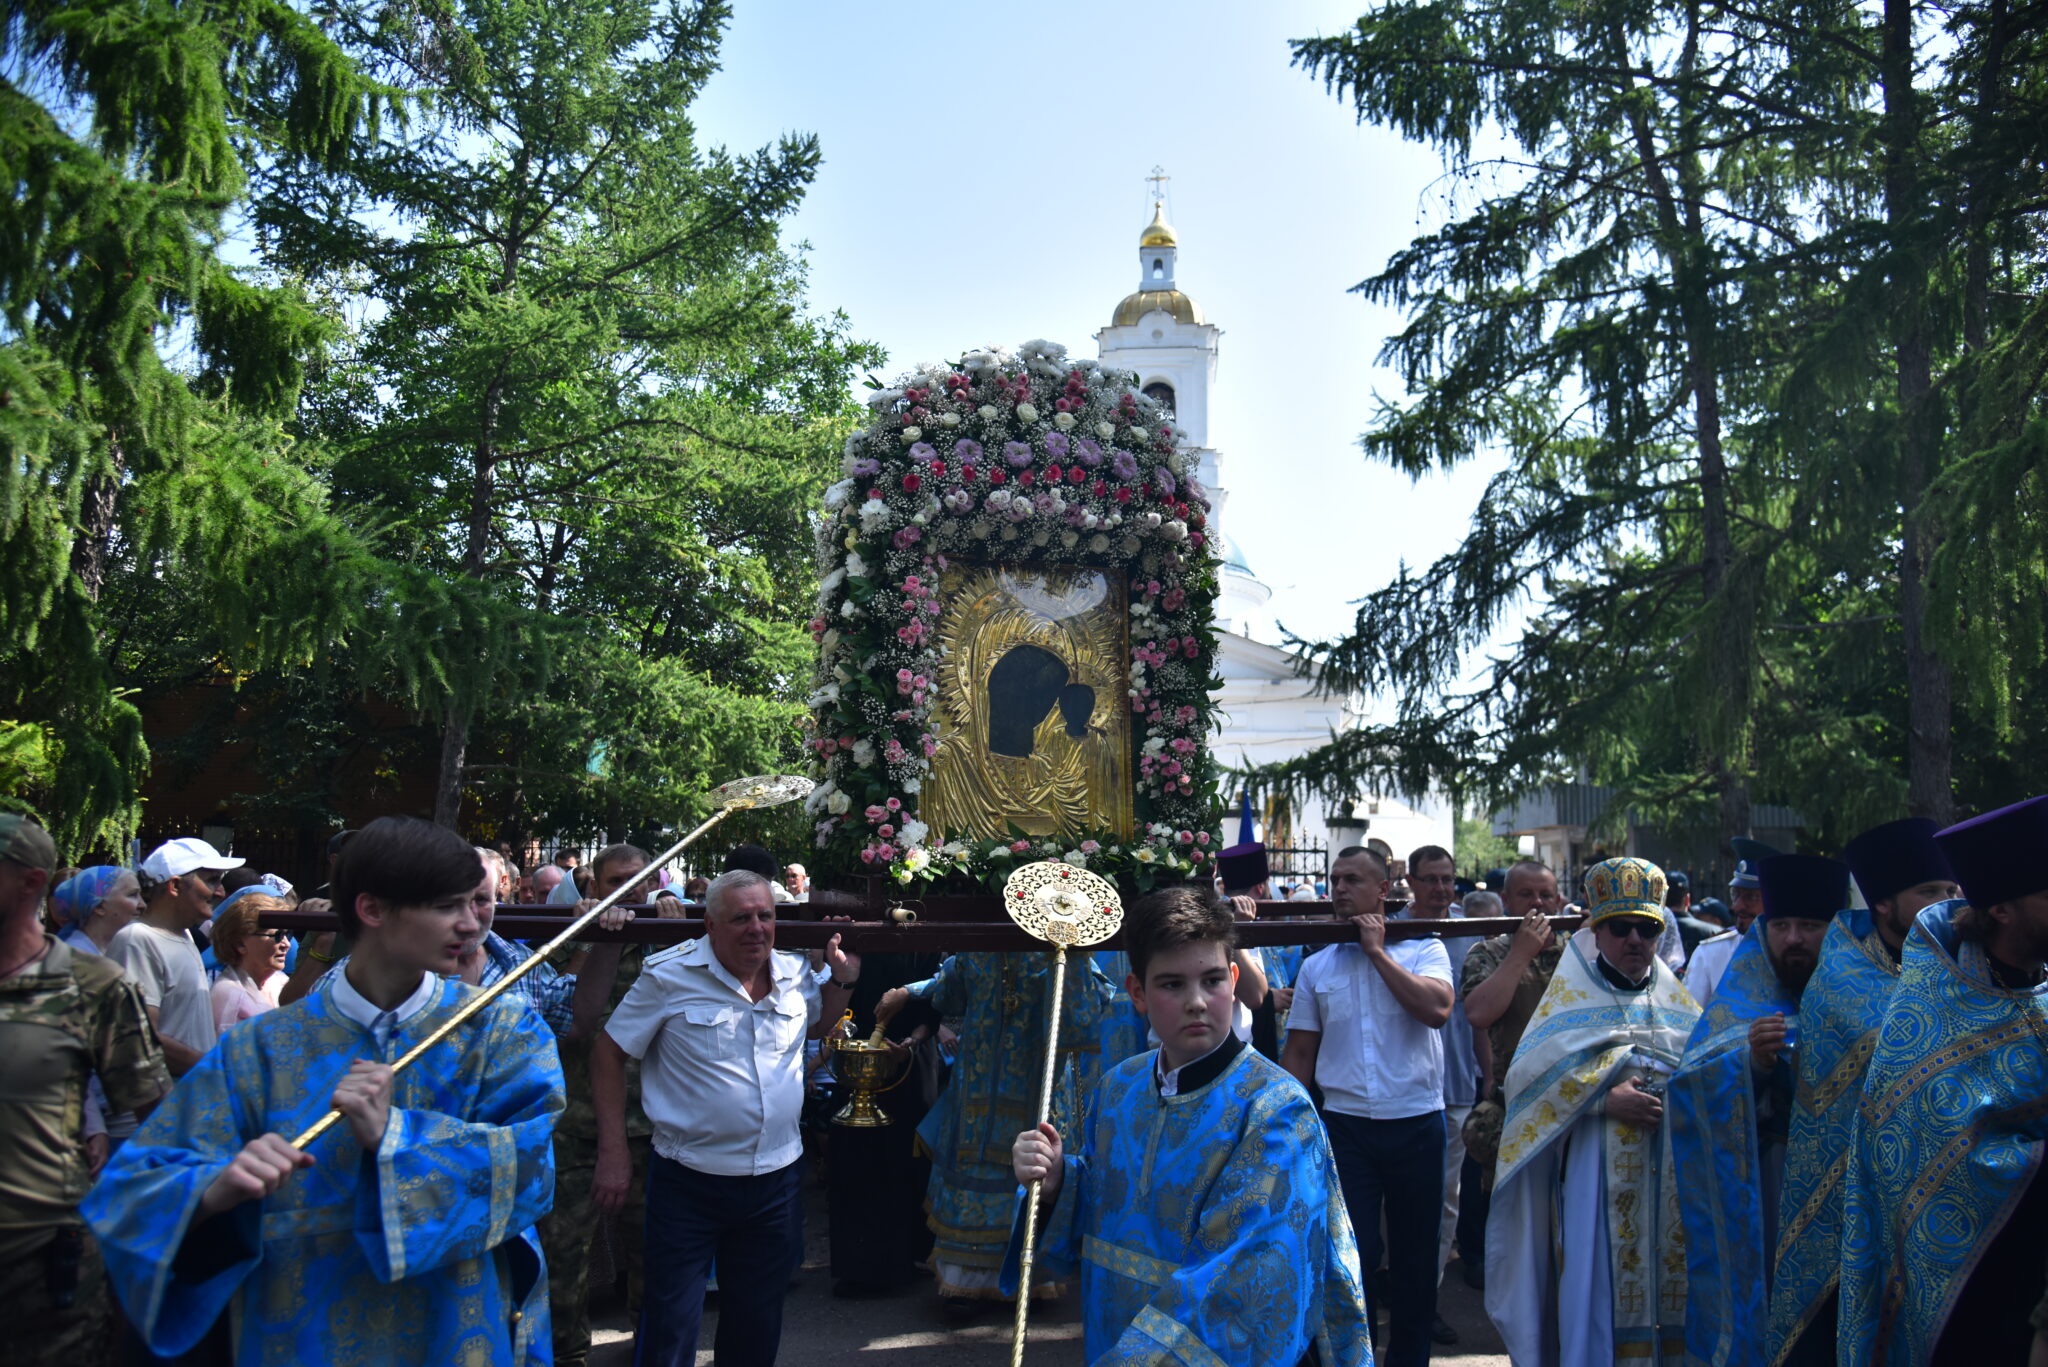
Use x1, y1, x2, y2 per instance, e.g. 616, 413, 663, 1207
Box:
51, 865, 127, 925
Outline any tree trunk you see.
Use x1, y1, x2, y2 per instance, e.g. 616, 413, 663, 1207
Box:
1622, 3, 1750, 848
433, 698, 471, 830
1881, 0, 1955, 824
70, 467, 120, 602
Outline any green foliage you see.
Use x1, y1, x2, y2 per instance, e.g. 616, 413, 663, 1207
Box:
4, 0, 877, 853
1263, 0, 2048, 845
261, 0, 880, 833
0, 0, 409, 852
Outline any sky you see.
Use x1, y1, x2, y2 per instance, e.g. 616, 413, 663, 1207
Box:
688, 0, 1512, 653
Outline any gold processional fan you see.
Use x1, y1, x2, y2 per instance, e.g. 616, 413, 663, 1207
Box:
290, 773, 814, 1151
1001, 859, 1123, 1365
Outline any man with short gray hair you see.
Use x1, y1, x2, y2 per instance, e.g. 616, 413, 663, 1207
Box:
592, 869, 860, 1365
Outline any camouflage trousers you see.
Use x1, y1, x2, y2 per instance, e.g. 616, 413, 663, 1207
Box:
540, 1133, 650, 1367
9, 1224, 112, 1367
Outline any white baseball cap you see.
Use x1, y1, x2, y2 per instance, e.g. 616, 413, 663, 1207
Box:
141, 837, 246, 880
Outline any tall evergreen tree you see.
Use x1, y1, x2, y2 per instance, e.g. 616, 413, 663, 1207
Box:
264, 0, 877, 831
0, 0, 401, 849
1274, 0, 2047, 841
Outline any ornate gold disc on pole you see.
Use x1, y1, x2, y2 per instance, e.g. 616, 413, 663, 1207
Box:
1002, 860, 1122, 1365
289, 774, 813, 1152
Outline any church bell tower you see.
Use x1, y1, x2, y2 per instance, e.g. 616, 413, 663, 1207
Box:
1094, 174, 1270, 634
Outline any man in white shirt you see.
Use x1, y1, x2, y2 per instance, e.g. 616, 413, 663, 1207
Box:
591, 870, 859, 1366
109, 838, 241, 1075
1283, 845, 1455, 1367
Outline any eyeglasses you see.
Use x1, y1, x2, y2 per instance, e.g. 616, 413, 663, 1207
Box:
1603, 919, 1663, 941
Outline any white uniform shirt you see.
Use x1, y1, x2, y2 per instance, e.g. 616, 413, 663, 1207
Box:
1686, 930, 1741, 1007
1291, 939, 1455, 1120
605, 938, 821, 1177
107, 921, 218, 1055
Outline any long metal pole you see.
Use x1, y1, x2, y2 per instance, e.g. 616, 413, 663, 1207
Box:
290, 803, 738, 1151
1009, 942, 1070, 1366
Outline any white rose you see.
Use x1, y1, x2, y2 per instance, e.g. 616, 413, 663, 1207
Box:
912, 510, 929, 526
900, 819, 931, 847
1060, 530, 1079, 548
1030, 528, 1050, 546
1001, 526, 1020, 541
851, 739, 877, 768
1053, 411, 1076, 431
824, 479, 855, 509
1096, 421, 1115, 439
1160, 519, 1187, 542
1063, 849, 1088, 867
846, 551, 868, 578
902, 426, 922, 441
1088, 533, 1110, 553
902, 847, 932, 873
1016, 403, 1039, 423
826, 789, 851, 815
822, 629, 840, 652
1135, 847, 1157, 864
840, 601, 859, 619
940, 412, 961, 427
903, 777, 922, 794
1143, 511, 1162, 530
979, 404, 999, 420
1122, 535, 1142, 555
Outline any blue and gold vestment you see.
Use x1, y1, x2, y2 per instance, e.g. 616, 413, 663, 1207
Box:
1669, 925, 1799, 1367
1007, 1043, 1372, 1365
1766, 909, 1895, 1366
911, 951, 1110, 1294
84, 977, 564, 1366
1839, 901, 2048, 1366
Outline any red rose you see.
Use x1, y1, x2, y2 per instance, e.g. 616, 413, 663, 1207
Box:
990, 469, 1006, 485
1115, 488, 1132, 504
1018, 470, 1036, 487
902, 473, 921, 492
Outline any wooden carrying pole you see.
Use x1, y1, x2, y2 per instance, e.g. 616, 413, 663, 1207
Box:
288, 774, 811, 1152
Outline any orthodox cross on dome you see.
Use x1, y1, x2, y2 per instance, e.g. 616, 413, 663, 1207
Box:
1146, 165, 1171, 207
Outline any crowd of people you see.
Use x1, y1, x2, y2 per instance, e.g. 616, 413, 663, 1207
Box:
2, 794, 2045, 1366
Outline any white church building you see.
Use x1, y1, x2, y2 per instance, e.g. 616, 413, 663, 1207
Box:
1092, 197, 1453, 877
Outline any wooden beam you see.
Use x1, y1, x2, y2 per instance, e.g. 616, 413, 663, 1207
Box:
260, 907, 1584, 953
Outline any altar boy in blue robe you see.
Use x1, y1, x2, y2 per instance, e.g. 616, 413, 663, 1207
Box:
1009, 885, 1373, 1365
84, 816, 566, 1366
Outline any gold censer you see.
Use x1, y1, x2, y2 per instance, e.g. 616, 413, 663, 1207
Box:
829, 1022, 907, 1128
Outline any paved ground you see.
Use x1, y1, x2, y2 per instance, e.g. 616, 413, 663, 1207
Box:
588, 1178, 1508, 1365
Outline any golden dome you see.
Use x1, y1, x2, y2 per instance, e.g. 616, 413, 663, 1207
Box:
1111, 289, 1204, 327
1139, 201, 1178, 248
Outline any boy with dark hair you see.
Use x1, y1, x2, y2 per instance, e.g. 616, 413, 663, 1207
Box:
85, 816, 566, 1366
1010, 885, 1371, 1364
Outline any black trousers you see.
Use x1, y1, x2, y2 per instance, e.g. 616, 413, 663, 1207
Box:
636, 1155, 802, 1367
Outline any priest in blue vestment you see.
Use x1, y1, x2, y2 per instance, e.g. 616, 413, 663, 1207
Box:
1839, 796, 2048, 1367
1008, 885, 1372, 1365
1669, 855, 1840, 1367
1766, 818, 1957, 1367
84, 817, 566, 1366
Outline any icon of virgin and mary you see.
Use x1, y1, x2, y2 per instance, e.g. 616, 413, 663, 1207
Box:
920, 564, 1135, 841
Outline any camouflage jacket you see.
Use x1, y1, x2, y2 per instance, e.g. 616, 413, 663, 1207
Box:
0, 935, 170, 1236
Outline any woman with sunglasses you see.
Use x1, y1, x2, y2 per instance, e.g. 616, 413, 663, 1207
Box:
207, 891, 293, 1032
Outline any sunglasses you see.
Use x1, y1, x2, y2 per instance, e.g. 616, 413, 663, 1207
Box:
1603, 918, 1663, 941
253, 929, 290, 942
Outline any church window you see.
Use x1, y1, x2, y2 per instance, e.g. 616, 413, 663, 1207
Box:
1143, 381, 1176, 411
1151, 257, 1165, 279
